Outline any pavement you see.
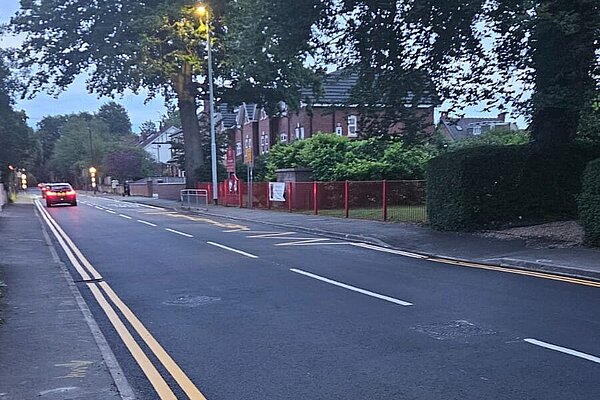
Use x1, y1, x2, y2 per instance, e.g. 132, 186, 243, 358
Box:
0, 192, 599, 399
0, 197, 134, 400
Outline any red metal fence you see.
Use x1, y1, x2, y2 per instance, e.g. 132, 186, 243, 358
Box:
197, 180, 426, 222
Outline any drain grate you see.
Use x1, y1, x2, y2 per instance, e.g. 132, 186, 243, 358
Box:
411, 320, 496, 340
163, 294, 221, 308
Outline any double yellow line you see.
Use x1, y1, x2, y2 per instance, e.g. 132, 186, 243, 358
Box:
427, 257, 600, 288
35, 201, 207, 400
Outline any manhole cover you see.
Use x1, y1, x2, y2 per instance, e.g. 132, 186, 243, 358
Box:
411, 320, 496, 340
163, 295, 221, 307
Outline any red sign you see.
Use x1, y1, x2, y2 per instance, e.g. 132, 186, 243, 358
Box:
226, 147, 235, 173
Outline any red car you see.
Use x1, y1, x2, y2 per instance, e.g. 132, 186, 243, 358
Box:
45, 183, 77, 207
39, 183, 50, 198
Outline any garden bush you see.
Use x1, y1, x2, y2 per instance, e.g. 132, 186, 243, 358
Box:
266, 134, 436, 181
427, 144, 600, 231
578, 158, 600, 246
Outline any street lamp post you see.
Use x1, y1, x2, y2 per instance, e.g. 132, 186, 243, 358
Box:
196, 4, 218, 206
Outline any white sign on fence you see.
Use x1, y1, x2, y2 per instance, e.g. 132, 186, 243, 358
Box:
269, 182, 286, 202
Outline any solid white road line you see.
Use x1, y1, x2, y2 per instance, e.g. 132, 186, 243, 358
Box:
207, 241, 258, 259
119, 214, 132, 219
275, 239, 331, 246
137, 220, 157, 227
524, 338, 600, 364
351, 242, 428, 259
106, 210, 116, 214
138, 204, 165, 210
290, 268, 413, 306
165, 228, 193, 238
247, 232, 295, 238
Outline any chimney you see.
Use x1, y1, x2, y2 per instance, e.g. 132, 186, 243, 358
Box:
498, 112, 507, 122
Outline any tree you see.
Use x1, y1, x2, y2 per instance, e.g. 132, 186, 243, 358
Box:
49, 116, 110, 185
102, 147, 154, 181
160, 105, 182, 129
0, 55, 37, 185
36, 115, 68, 180
577, 95, 600, 144
139, 121, 158, 138
97, 102, 132, 137
219, 0, 325, 113
320, 0, 600, 150
8, 0, 323, 189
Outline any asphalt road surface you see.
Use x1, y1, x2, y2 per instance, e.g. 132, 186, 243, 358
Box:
37, 193, 600, 400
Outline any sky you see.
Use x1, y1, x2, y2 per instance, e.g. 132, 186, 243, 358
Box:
1, 0, 525, 132
0, 1, 167, 133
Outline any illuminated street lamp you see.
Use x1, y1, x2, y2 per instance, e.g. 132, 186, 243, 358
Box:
89, 166, 97, 193
195, 3, 218, 205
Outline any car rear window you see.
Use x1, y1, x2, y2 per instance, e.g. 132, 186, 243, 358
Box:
49, 184, 72, 191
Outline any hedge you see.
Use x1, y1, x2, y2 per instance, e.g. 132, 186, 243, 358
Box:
578, 158, 600, 246
426, 144, 600, 231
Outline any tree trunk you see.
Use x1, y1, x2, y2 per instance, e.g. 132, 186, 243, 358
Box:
173, 62, 205, 188
530, 0, 597, 151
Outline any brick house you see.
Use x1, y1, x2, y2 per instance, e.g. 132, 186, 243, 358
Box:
438, 111, 519, 141
226, 70, 437, 165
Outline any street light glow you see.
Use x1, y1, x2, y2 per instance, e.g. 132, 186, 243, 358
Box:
195, 4, 207, 17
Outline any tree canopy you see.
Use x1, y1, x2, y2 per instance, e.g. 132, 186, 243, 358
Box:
0, 55, 36, 185
7, 0, 323, 187
318, 0, 599, 148
97, 102, 132, 137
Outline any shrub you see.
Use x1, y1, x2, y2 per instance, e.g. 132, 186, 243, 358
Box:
578, 158, 600, 246
264, 134, 436, 181
447, 128, 530, 151
427, 144, 600, 231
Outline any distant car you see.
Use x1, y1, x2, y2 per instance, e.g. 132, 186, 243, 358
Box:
39, 183, 50, 198
45, 183, 77, 207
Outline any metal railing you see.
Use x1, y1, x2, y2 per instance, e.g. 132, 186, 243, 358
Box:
180, 189, 208, 211
206, 179, 427, 223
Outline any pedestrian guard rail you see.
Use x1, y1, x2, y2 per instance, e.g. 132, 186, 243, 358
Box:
195, 179, 427, 223
180, 189, 209, 211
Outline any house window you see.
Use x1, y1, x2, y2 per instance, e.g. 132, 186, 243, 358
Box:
236, 142, 242, 156
280, 132, 288, 143
473, 125, 482, 135
294, 123, 305, 140
335, 126, 343, 136
261, 131, 269, 153
348, 115, 358, 137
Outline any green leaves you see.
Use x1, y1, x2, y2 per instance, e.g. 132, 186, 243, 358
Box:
265, 134, 435, 181
0, 57, 36, 184
97, 102, 132, 137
